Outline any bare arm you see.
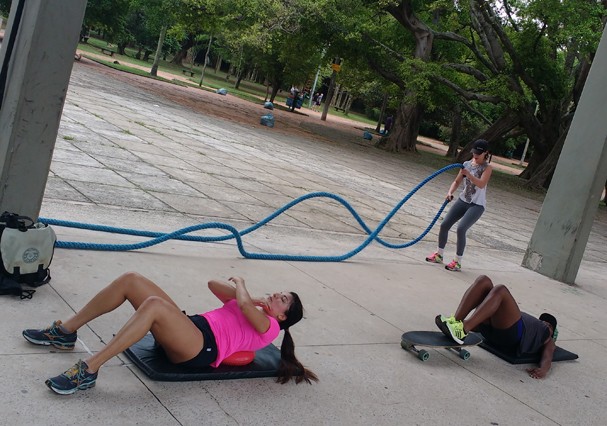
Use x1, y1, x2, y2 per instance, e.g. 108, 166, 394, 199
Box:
231, 277, 271, 334
526, 337, 556, 379
447, 170, 465, 200
208, 278, 268, 307
208, 279, 236, 303
462, 164, 493, 188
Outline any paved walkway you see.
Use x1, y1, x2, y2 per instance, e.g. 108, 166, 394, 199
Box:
2, 60, 607, 425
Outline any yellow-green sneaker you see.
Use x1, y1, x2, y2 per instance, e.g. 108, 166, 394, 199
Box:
435, 314, 455, 338
446, 320, 468, 344
441, 314, 456, 323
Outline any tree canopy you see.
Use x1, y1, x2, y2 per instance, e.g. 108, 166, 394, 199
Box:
2, 0, 605, 188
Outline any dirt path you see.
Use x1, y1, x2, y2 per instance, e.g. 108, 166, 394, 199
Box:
73, 54, 523, 175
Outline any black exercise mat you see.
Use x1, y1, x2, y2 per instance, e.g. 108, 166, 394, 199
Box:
123, 334, 282, 381
479, 340, 578, 364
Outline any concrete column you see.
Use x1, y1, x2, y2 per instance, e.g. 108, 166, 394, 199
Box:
522, 26, 607, 284
0, 0, 87, 219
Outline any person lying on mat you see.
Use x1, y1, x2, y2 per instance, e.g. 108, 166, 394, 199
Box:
435, 274, 557, 379
23, 272, 318, 395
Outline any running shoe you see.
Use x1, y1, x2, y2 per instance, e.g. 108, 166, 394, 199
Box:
435, 314, 454, 338
445, 320, 468, 344
445, 260, 461, 272
425, 252, 443, 263
22, 320, 77, 350
46, 360, 97, 395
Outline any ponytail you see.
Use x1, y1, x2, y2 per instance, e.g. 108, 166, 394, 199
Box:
277, 328, 318, 384
275, 292, 318, 384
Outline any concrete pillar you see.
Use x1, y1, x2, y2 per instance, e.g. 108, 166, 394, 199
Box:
0, 0, 87, 219
522, 26, 607, 284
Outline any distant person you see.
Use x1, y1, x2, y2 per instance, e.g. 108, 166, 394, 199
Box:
425, 139, 493, 271
436, 275, 557, 379
289, 86, 300, 112
311, 92, 319, 111
384, 115, 393, 135
23, 272, 317, 395
312, 92, 323, 112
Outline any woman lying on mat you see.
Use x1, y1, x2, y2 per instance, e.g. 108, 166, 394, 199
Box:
23, 272, 318, 394
435, 274, 557, 379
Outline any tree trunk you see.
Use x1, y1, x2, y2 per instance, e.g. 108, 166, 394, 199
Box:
446, 103, 462, 158
265, 80, 271, 102
383, 1, 435, 152
170, 34, 194, 67
335, 86, 344, 108
150, 24, 168, 77
235, 72, 244, 89
321, 70, 338, 121
214, 56, 222, 74
269, 76, 283, 103
523, 120, 570, 189
376, 93, 389, 133
455, 111, 519, 162
344, 95, 354, 115
383, 99, 423, 152
521, 57, 593, 186
198, 34, 213, 86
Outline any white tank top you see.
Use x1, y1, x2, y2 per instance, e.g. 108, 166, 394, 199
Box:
459, 160, 488, 207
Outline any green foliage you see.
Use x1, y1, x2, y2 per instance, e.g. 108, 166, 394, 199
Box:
84, 0, 132, 42
0, 0, 9, 18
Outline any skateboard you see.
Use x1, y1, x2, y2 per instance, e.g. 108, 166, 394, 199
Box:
401, 331, 483, 362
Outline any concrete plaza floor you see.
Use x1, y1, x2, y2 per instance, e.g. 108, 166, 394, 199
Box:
2, 60, 607, 425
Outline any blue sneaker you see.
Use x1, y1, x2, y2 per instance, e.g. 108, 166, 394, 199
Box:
46, 360, 97, 395
23, 320, 77, 350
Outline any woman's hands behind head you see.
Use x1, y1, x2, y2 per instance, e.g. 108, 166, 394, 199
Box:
228, 276, 245, 286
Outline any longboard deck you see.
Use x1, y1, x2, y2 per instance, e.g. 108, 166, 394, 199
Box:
401, 331, 483, 361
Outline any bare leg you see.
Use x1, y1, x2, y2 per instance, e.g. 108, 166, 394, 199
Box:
84, 296, 204, 372
61, 272, 179, 333
456, 276, 521, 333
454, 275, 494, 320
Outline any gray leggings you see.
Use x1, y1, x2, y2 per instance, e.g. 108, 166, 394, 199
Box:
438, 198, 485, 256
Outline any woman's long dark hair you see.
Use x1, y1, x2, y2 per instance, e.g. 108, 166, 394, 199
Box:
276, 292, 318, 384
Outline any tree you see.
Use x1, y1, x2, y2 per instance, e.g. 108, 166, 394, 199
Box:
83, 0, 132, 42
349, 0, 605, 187
436, 0, 606, 188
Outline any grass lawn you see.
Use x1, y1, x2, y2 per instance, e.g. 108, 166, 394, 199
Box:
78, 37, 381, 120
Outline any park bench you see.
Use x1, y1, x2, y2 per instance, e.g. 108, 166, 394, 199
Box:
182, 69, 195, 77
100, 47, 115, 57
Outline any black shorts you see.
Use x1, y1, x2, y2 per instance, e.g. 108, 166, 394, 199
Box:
476, 317, 523, 350
177, 315, 218, 369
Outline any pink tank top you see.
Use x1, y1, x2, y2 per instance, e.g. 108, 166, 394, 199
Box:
202, 299, 280, 367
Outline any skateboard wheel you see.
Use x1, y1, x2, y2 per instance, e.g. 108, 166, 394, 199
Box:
459, 349, 470, 360
418, 350, 430, 362
401, 341, 412, 350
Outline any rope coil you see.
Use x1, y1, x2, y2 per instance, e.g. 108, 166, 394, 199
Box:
40, 164, 462, 262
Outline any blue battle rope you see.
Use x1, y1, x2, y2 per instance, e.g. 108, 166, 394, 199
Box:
39, 163, 462, 262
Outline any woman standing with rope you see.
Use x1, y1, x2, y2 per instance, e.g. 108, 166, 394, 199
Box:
425, 139, 493, 271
